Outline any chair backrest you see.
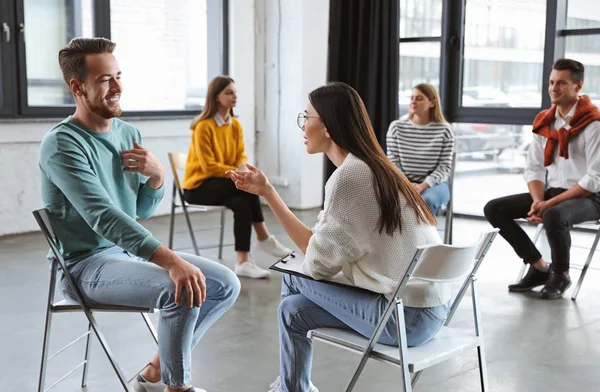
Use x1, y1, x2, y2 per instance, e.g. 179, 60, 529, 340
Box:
411, 230, 495, 283
168, 152, 187, 191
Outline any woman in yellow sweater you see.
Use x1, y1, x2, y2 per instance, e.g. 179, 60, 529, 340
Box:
183, 76, 291, 279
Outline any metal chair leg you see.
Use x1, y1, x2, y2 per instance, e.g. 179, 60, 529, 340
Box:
571, 228, 600, 300
168, 183, 177, 249
38, 262, 59, 392
218, 209, 226, 259
181, 201, 200, 256
444, 201, 453, 245
81, 322, 92, 387
472, 280, 489, 391
141, 313, 158, 344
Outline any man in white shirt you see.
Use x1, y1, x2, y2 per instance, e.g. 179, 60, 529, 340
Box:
484, 58, 600, 299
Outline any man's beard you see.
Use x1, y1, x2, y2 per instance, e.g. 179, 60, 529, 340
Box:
83, 92, 122, 119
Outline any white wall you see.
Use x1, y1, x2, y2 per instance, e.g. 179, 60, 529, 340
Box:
0, 0, 329, 236
256, 0, 329, 209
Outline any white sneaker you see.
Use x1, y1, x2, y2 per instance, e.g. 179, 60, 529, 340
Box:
268, 375, 319, 392
234, 260, 271, 279
258, 235, 293, 258
130, 374, 207, 392
130, 374, 166, 392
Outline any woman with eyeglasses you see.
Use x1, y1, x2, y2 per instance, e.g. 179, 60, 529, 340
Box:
182, 76, 292, 279
227, 82, 451, 392
387, 83, 454, 215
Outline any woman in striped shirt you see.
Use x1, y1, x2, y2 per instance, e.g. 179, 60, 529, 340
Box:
386, 83, 455, 214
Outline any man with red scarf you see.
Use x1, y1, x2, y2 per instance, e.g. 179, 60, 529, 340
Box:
485, 59, 600, 299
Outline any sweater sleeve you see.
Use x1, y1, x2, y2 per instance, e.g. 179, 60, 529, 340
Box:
40, 134, 161, 260
194, 123, 237, 177
134, 132, 165, 219
424, 125, 455, 186
386, 121, 402, 169
234, 121, 248, 167
301, 171, 366, 279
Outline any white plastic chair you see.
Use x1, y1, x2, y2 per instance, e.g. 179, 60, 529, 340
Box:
33, 209, 158, 392
515, 220, 600, 300
307, 229, 499, 392
167, 152, 227, 258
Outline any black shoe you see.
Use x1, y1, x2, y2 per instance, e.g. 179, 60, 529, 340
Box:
508, 265, 550, 292
540, 272, 571, 299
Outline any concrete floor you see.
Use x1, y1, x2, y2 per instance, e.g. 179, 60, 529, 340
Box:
1, 209, 600, 392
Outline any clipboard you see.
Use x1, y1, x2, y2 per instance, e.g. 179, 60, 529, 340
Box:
269, 251, 366, 291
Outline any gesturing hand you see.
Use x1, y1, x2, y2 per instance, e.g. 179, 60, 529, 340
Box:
226, 163, 272, 196
121, 141, 165, 187
167, 258, 207, 308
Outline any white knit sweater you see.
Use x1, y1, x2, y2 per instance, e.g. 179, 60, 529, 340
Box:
301, 154, 452, 308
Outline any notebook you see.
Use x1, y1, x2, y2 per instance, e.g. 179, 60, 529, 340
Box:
269, 251, 360, 290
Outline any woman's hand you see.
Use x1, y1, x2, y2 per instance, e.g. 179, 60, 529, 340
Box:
226, 164, 273, 196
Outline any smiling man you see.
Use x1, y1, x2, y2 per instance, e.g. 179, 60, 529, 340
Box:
484, 58, 600, 299
39, 38, 240, 392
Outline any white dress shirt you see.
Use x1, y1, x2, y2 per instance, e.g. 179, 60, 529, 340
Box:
524, 101, 600, 193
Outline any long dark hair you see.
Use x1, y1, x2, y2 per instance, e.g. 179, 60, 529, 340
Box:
309, 82, 436, 234
190, 75, 235, 129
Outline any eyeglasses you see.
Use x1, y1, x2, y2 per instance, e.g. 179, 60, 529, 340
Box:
297, 113, 320, 129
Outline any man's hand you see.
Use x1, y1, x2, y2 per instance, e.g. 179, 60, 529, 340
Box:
167, 258, 206, 308
150, 245, 206, 308
121, 141, 165, 189
527, 199, 554, 224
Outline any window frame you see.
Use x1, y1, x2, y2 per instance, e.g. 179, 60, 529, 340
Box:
0, 0, 227, 119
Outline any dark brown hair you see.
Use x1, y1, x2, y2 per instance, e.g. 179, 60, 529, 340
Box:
309, 82, 437, 235
190, 76, 235, 129
58, 37, 116, 85
553, 58, 585, 83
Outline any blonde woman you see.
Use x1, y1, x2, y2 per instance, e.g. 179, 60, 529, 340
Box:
183, 76, 291, 279
386, 83, 455, 214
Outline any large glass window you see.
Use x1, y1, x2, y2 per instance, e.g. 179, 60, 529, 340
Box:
399, 0, 443, 116
111, 0, 208, 111
461, 0, 547, 108
0, 0, 224, 118
567, 0, 600, 29
453, 122, 526, 215
23, 0, 94, 107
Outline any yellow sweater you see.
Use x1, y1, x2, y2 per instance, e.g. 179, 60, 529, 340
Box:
183, 117, 248, 190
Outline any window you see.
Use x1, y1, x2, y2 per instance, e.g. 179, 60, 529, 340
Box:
461, 0, 547, 108
399, 0, 443, 116
564, 0, 600, 106
110, 0, 208, 112
0, 0, 226, 118
452, 122, 526, 215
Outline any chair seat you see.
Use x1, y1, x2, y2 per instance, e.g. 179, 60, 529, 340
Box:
308, 326, 481, 373
52, 299, 155, 313
175, 203, 228, 212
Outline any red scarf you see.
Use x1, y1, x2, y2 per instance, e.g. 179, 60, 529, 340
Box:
532, 95, 600, 167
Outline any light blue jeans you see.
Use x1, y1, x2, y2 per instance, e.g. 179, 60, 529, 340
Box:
422, 182, 451, 215
61, 246, 241, 389
278, 274, 449, 392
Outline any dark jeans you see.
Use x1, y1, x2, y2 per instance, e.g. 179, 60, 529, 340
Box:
184, 178, 264, 252
484, 188, 600, 274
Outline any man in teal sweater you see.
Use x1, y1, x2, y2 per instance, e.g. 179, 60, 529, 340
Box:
39, 37, 240, 392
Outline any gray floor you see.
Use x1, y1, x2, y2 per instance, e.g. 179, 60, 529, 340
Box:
2, 209, 600, 392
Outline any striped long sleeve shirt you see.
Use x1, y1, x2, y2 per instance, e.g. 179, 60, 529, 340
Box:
386, 118, 455, 186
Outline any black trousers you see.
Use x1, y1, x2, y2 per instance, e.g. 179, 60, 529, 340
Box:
484, 188, 600, 274
184, 178, 264, 252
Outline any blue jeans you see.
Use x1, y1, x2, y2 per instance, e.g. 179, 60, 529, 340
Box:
422, 182, 451, 215
61, 246, 240, 389
278, 275, 449, 392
